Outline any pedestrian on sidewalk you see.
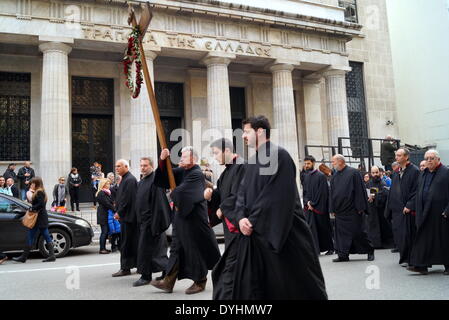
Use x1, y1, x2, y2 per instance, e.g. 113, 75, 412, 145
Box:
96, 178, 115, 254
17, 161, 35, 201
52, 177, 69, 208
68, 168, 82, 212
13, 177, 56, 263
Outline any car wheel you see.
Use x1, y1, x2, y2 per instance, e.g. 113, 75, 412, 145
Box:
38, 228, 71, 258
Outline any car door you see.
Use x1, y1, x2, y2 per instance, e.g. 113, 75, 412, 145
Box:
0, 195, 28, 251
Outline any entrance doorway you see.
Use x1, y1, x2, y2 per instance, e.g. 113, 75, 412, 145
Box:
71, 77, 114, 203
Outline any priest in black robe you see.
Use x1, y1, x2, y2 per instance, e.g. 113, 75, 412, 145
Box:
329, 154, 374, 262
408, 150, 449, 275
302, 155, 334, 255
385, 148, 420, 266
151, 146, 221, 295
112, 159, 139, 277
133, 157, 171, 287
230, 116, 327, 300
365, 166, 394, 249
203, 138, 245, 300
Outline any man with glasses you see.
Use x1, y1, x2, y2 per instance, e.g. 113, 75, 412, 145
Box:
408, 150, 449, 275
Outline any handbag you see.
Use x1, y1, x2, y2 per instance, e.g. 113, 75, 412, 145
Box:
22, 210, 38, 229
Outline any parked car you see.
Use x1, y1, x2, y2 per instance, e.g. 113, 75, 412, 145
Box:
0, 194, 94, 258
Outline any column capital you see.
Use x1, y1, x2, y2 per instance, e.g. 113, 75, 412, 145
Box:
201, 52, 235, 67
322, 65, 351, 78
269, 63, 294, 73
39, 42, 72, 55
144, 48, 161, 61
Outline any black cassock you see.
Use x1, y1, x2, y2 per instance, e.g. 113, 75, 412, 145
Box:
365, 179, 394, 249
135, 172, 171, 277
385, 163, 419, 264
116, 171, 139, 270
330, 166, 373, 257
230, 142, 327, 300
302, 169, 334, 255
410, 164, 449, 268
154, 161, 220, 282
208, 156, 245, 300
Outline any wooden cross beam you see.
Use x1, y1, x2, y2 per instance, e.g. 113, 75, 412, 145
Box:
127, 1, 176, 190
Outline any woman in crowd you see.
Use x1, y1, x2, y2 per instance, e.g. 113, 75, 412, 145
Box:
68, 168, 82, 212
52, 177, 69, 208
96, 178, 115, 254
13, 177, 56, 263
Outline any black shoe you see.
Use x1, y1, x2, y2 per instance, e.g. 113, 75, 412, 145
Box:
133, 277, 151, 287
333, 256, 350, 262
42, 243, 56, 262
112, 269, 131, 277
391, 248, 399, 253
407, 266, 428, 275
13, 247, 30, 263
325, 250, 335, 256
368, 252, 375, 261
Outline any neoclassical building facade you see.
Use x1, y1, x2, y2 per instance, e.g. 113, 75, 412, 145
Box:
0, 0, 398, 201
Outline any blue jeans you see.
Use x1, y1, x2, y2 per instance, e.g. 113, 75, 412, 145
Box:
21, 189, 28, 201
27, 226, 52, 246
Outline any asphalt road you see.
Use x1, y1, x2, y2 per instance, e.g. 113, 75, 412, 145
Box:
1, 245, 448, 300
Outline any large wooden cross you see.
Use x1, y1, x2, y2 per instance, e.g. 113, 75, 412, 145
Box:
127, 2, 176, 190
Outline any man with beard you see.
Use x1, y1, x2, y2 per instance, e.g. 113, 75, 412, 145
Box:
133, 157, 171, 287
365, 166, 394, 249
408, 150, 449, 275
330, 155, 374, 262
151, 147, 220, 295
302, 155, 334, 256
385, 148, 420, 267
112, 159, 139, 277
230, 115, 327, 300
203, 138, 245, 300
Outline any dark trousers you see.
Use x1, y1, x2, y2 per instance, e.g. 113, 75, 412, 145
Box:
111, 233, 121, 251
120, 222, 139, 270
69, 187, 80, 211
91, 184, 97, 206
100, 224, 108, 251
28, 227, 52, 246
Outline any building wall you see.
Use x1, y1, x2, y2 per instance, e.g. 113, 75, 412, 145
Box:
346, 0, 399, 148
387, 0, 449, 162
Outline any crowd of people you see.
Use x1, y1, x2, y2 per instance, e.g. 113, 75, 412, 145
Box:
301, 145, 449, 276
2, 115, 448, 299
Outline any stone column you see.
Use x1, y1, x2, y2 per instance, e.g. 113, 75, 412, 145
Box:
324, 69, 350, 147
38, 42, 72, 198
303, 77, 325, 160
202, 53, 235, 141
270, 63, 300, 167
129, 50, 159, 178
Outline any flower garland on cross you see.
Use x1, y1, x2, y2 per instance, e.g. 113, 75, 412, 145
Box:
123, 25, 143, 99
